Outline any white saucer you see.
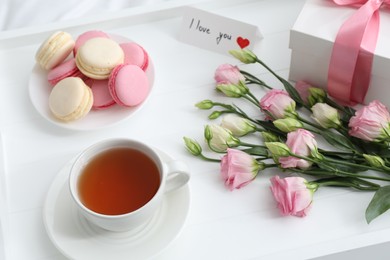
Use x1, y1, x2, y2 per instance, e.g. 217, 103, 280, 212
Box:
29, 34, 155, 131
43, 150, 190, 260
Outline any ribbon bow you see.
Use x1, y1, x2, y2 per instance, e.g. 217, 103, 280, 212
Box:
327, 0, 390, 104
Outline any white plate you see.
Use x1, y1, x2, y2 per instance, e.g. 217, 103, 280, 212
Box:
28, 35, 155, 131
43, 150, 190, 260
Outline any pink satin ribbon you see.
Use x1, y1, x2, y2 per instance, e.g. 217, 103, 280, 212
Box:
327, 0, 389, 104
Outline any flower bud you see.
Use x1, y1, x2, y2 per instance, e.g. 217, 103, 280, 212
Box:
214, 64, 245, 85
208, 111, 222, 120
204, 124, 241, 153
216, 82, 244, 98
260, 89, 297, 119
236, 81, 249, 95
363, 154, 386, 168
295, 81, 311, 104
228, 49, 257, 64
273, 118, 303, 133
305, 181, 320, 193
195, 100, 214, 110
183, 137, 203, 156
261, 131, 280, 142
295, 81, 326, 107
307, 87, 327, 107
310, 147, 324, 161
220, 114, 256, 137
311, 103, 341, 129
265, 142, 291, 157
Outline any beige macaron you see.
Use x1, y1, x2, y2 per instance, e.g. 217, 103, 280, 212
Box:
49, 77, 93, 122
75, 37, 124, 79
35, 31, 75, 70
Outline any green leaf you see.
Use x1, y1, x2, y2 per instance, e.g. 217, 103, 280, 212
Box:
319, 150, 359, 161
318, 160, 367, 173
256, 120, 287, 138
366, 185, 390, 224
242, 147, 269, 156
315, 177, 379, 191
340, 106, 356, 122
321, 130, 359, 152
375, 149, 390, 159
293, 167, 338, 178
359, 141, 390, 158
280, 78, 305, 108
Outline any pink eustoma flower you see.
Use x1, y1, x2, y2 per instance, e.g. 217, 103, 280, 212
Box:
214, 64, 245, 85
270, 176, 316, 217
220, 148, 264, 191
259, 89, 296, 119
348, 100, 390, 142
295, 81, 311, 104
279, 129, 318, 169
295, 81, 326, 107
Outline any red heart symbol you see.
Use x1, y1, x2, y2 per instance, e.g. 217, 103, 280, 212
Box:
236, 37, 250, 49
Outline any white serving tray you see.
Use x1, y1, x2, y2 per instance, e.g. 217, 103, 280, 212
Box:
1, 0, 390, 259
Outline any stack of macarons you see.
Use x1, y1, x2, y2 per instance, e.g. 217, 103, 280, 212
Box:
35, 30, 150, 122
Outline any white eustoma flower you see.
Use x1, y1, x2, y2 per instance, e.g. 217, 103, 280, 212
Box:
220, 114, 256, 137
311, 103, 341, 129
204, 124, 240, 153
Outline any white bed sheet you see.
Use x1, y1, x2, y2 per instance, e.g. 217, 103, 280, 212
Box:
0, 0, 196, 31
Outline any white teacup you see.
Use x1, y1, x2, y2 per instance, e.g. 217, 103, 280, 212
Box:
69, 138, 190, 232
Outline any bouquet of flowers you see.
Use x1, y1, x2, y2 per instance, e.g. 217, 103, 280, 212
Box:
184, 49, 390, 223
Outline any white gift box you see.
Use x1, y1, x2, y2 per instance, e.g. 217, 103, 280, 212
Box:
289, 0, 390, 107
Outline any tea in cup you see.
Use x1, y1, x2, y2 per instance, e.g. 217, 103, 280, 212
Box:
69, 138, 190, 232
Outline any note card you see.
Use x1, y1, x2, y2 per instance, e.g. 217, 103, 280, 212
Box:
179, 7, 263, 55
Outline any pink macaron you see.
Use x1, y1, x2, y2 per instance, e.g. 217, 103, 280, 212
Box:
120, 42, 149, 71
73, 30, 110, 56
108, 64, 149, 107
47, 58, 84, 86
85, 79, 116, 110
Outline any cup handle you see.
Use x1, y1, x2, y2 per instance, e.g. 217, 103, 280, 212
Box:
165, 160, 190, 193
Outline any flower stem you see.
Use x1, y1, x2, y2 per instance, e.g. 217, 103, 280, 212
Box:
255, 58, 285, 83
240, 70, 273, 90
296, 115, 326, 131
242, 95, 261, 109
199, 153, 221, 162
264, 163, 278, 169
255, 127, 264, 132
212, 102, 235, 110
240, 141, 266, 148
324, 156, 390, 174
312, 176, 380, 191
290, 153, 390, 182
255, 58, 308, 109
247, 91, 260, 105
319, 149, 363, 160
